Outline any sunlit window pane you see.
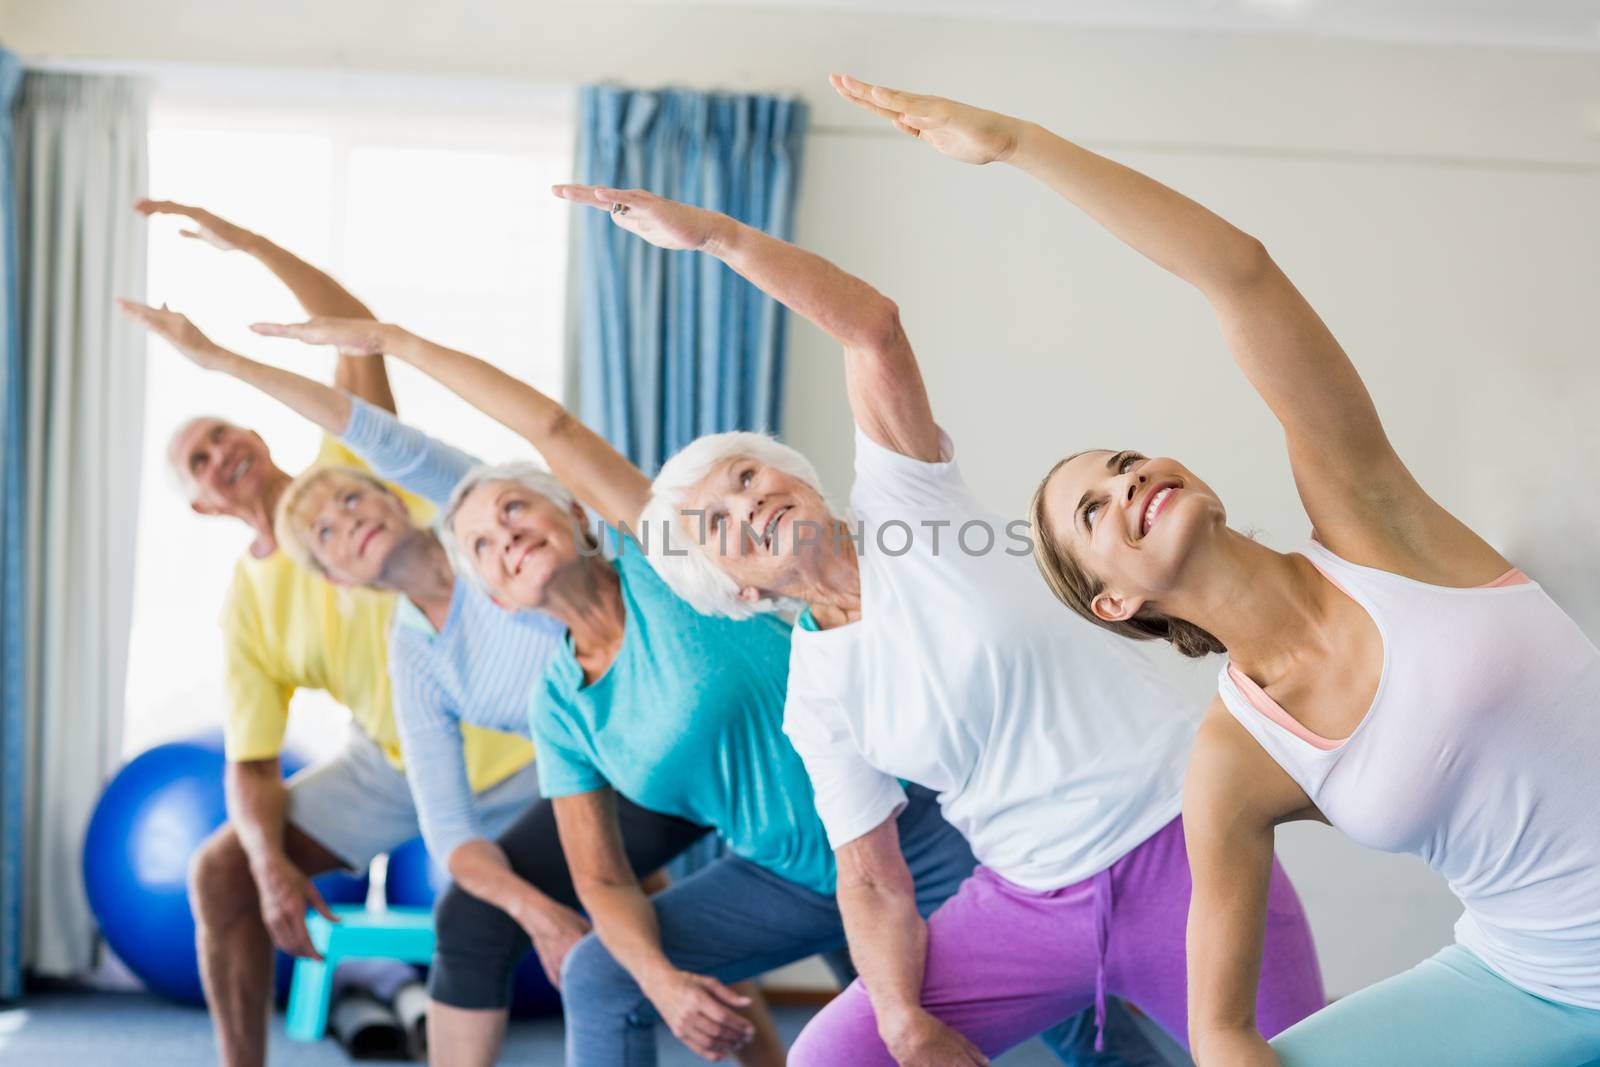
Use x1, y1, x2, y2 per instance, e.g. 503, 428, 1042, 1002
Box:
124, 89, 573, 762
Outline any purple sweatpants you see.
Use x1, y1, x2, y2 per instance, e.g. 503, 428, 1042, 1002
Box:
789, 817, 1324, 1064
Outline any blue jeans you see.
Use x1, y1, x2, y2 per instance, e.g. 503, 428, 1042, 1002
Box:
559, 784, 1173, 1066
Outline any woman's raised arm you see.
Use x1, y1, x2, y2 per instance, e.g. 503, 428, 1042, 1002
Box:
832, 75, 1506, 576
250, 318, 651, 531
135, 199, 398, 415
553, 184, 942, 463
118, 300, 353, 434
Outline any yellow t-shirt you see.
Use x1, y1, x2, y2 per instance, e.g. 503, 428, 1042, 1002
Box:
219, 436, 533, 791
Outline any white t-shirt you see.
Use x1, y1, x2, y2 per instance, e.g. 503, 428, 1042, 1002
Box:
783, 428, 1199, 891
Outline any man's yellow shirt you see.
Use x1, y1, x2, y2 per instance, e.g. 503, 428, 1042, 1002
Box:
219, 436, 532, 790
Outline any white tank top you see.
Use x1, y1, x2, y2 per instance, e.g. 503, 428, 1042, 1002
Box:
1217, 540, 1600, 1009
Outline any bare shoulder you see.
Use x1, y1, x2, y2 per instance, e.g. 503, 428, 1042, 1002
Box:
1184, 701, 1314, 828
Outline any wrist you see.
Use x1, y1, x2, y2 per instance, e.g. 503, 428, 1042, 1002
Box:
209, 345, 247, 373
1001, 119, 1046, 168
234, 229, 270, 256
699, 213, 741, 259
637, 959, 681, 1000
246, 844, 288, 881
874, 1001, 928, 1047
1190, 1022, 1272, 1066
509, 890, 559, 936
379, 323, 414, 359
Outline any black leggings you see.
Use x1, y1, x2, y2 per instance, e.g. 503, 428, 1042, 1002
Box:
429, 794, 711, 1009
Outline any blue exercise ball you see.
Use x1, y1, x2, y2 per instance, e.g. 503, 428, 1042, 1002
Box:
82, 733, 370, 1007
385, 835, 562, 1017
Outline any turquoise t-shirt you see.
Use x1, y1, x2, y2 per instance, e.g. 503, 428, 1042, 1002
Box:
530, 536, 837, 895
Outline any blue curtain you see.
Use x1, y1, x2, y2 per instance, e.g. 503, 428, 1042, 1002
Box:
574, 85, 807, 476
0, 46, 25, 1004
574, 87, 806, 880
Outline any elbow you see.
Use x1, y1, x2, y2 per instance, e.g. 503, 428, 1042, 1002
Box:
543, 406, 579, 448
1206, 232, 1275, 297
838, 865, 916, 905
225, 756, 278, 788
570, 867, 634, 901
848, 294, 906, 359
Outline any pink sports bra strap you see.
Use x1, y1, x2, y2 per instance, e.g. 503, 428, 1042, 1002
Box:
1482, 568, 1531, 589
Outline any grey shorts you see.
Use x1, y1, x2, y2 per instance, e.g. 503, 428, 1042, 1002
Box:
286, 725, 539, 870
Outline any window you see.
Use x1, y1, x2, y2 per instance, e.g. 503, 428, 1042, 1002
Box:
123, 72, 574, 760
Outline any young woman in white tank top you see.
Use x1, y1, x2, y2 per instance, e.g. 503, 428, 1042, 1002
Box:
832, 80, 1600, 1067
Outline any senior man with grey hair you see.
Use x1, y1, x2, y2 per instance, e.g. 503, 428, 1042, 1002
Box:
128, 202, 541, 1067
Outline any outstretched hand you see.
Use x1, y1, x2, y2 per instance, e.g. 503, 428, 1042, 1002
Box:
552, 185, 729, 253
251, 316, 393, 358
117, 298, 228, 371
830, 74, 1021, 166
134, 199, 257, 252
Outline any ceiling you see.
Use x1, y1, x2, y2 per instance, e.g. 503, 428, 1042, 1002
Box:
638, 0, 1600, 50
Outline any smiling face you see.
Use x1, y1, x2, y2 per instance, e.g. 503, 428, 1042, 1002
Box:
449, 479, 589, 610
294, 470, 416, 586
679, 454, 835, 596
168, 417, 274, 516
1037, 449, 1227, 623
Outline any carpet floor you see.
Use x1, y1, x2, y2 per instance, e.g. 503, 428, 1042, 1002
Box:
0, 990, 1070, 1065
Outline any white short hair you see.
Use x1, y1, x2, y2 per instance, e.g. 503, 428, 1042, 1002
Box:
440, 460, 580, 596
166, 414, 227, 501
639, 431, 827, 619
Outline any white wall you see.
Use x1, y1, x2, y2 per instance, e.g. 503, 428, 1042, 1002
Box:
788, 133, 1600, 999
9, 0, 1600, 999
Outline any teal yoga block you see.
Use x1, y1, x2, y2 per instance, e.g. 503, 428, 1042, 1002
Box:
284, 905, 435, 1041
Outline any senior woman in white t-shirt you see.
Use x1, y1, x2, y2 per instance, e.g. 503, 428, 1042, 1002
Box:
551, 130, 1324, 1067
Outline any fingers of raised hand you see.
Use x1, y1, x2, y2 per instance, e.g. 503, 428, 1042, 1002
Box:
115, 297, 154, 323
133, 198, 194, 218
550, 183, 598, 203
117, 298, 186, 331
835, 73, 919, 112
830, 75, 904, 122
552, 184, 647, 212
250, 321, 306, 340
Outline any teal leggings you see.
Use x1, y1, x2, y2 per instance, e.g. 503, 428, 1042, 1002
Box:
1274, 945, 1600, 1067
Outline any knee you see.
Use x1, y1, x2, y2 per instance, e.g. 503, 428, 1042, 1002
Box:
787, 1013, 846, 1067
786, 1023, 829, 1067
787, 984, 879, 1067
434, 884, 522, 964
187, 827, 257, 930
429, 885, 525, 1010
559, 933, 636, 1009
